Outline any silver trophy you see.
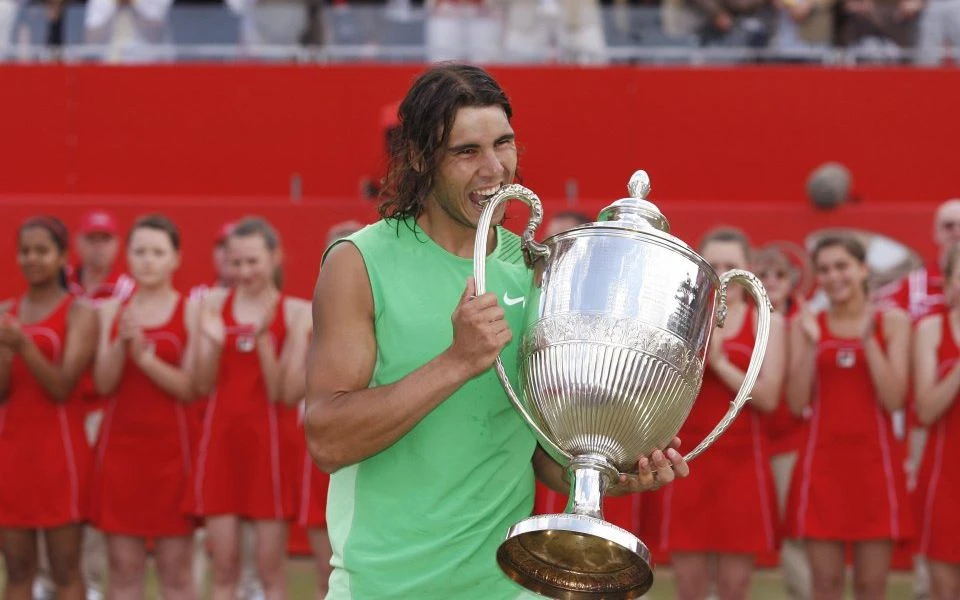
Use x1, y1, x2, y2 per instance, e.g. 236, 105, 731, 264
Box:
473, 170, 771, 599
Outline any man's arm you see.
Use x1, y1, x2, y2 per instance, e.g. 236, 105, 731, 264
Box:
304, 243, 511, 474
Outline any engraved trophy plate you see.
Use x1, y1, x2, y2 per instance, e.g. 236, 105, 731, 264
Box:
473, 170, 772, 599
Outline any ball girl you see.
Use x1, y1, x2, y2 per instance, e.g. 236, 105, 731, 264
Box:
785, 234, 914, 599
90, 214, 199, 599
0, 216, 98, 600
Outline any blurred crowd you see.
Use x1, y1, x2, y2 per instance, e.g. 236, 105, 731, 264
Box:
0, 0, 957, 64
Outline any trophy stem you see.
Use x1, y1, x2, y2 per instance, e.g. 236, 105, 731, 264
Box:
564, 456, 620, 519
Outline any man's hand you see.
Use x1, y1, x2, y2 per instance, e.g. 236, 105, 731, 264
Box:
445, 277, 512, 379
607, 437, 691, 495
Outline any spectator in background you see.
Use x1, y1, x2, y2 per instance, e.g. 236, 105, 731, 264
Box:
754, 243, 812, 600
0, 0, 20, 50
543, 210, 591, 239
500, 0, 609, 64
226, 0, 312, 49
668, 0, 776, 48
424, 0, 503, 63
771, 0, 837, 57
838, 0, 921, 56
915, 0, 960, 64
83, 0, 174, 63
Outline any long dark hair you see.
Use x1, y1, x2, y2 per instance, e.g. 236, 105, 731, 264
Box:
18, 216, 70, 289
811, 234, 869, 293
378, 63, 514, 222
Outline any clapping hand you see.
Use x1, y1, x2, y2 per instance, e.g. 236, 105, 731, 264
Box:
0, 314, 25, 353
199, 303, 226, 346
118, 307, 150, 363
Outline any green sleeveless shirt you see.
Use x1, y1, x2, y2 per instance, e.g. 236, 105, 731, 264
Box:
324, 218, 538, 600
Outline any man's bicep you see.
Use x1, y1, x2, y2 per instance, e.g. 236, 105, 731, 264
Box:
307, 243, 377, 402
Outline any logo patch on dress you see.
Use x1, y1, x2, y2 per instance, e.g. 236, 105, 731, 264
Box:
836, 348, 856, 368
236, 335, 256, 353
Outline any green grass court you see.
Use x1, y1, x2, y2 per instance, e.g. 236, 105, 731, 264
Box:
0, 561, 918, 598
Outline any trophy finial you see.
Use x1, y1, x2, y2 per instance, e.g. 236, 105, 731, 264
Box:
597, 169, 669, 233
628, 170, 651, 199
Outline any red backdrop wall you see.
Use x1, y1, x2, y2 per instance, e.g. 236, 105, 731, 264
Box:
1, 65, 957, 299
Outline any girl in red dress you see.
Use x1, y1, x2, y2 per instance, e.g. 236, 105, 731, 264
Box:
785, 235, 913, 599
661, 227, 787, 600
912, 242, 960, 600
90, 215, 199, 600
0, 216, 98, 600
753, 243, 812, 599
193, 217, 309, 600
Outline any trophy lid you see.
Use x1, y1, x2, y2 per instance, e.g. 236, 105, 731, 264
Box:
596, 171, 671, 233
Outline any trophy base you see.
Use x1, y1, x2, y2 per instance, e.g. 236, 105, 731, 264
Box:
496, 512, 653, 600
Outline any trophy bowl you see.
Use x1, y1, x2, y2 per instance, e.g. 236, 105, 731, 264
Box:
473, 171, 771, 599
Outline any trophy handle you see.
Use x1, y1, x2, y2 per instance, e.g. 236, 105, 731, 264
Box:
473, 184, 571, 463
683, 269, 772, 462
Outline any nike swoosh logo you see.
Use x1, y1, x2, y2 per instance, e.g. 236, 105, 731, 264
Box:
503, 293, 526, 307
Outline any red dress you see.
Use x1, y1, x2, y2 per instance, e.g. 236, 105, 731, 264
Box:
658, 311, 779, 555
786, 312, 915, 541
914, 314, 960, 563
90, 296, 197, 537
765, 301, 807, 458
0, 296, 92, 528
192, 292, 294, 520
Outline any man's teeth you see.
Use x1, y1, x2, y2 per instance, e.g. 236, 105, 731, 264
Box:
477, 185, 501, 196
474, 184, 503, 204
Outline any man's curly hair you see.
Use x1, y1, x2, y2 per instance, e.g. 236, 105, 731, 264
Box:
377, 63, 514, 223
